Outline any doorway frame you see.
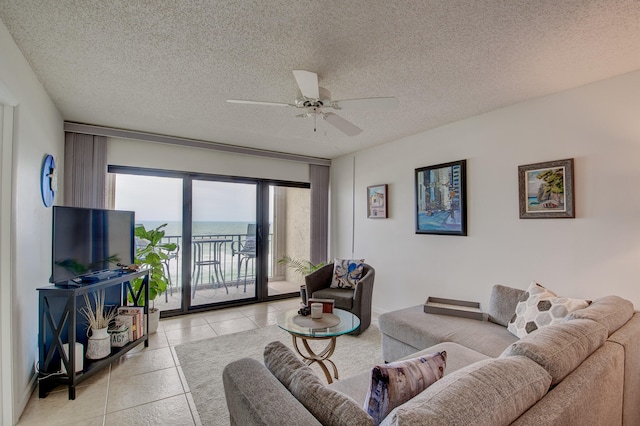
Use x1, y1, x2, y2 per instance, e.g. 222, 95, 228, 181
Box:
0, 99, 16, 426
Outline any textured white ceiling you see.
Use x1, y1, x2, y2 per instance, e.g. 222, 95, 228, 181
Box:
1, 1, 640, 159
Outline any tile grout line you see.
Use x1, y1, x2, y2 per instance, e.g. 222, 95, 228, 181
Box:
102, 364, 111, 426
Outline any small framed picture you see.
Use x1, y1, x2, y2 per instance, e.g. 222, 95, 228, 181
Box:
415, 160, 467, 235
518, 158, 575, 219
367, 184, 388, 218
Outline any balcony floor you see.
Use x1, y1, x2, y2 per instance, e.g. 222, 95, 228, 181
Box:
154, 279, 301, 312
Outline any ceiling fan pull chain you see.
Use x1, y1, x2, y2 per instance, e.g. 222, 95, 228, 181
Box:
314, 114, 317, 132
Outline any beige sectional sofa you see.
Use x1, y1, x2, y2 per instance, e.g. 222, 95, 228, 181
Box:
223, 285, 640, 425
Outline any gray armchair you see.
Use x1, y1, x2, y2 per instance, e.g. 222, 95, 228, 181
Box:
304, 263, 375, 335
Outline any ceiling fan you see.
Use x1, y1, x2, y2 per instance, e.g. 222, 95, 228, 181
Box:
227, 70, 398, 136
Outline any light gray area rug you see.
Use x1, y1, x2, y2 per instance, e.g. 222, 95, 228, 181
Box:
175, 324, 382, 426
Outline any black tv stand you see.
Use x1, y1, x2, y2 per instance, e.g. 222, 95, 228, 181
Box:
54, 270, 126, 288
37, 270, 149, 399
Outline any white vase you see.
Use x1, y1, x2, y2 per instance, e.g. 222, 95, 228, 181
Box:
86, 327, 111, 359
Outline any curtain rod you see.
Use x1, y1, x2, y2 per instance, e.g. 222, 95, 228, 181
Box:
64, 122, 332, 167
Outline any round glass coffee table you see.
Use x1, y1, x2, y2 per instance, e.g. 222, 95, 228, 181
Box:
276, 308, 360, 383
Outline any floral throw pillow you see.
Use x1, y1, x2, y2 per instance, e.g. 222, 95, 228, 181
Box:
330, 259, 365, 289
507, 281, 590, 338
364, 351, 447, 425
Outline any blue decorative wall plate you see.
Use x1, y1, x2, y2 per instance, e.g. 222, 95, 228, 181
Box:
41, 154, 56, 207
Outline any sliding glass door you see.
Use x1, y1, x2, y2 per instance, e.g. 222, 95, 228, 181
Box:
110, 166, 310, 316
190, 180, 257, 307
113, 173, 183, 315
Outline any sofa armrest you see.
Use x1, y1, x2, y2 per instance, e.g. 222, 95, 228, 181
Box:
223, 358, 321, 426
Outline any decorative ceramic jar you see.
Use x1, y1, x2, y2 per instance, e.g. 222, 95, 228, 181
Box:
109, 322, 129, 347
86, 327, 111, 359
311, 303, 323, 319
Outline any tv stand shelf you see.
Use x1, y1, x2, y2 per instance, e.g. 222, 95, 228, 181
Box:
37, 270, 149, 400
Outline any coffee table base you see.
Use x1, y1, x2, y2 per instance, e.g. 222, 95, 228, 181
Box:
291, 335, 339, 383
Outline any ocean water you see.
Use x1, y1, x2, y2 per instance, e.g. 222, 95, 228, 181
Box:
137, 221, 257, 283
138, 221, 253, 238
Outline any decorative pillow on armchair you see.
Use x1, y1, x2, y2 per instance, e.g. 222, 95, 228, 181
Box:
507, 282, 590, 338
364, 351, 447, 425
330, 259, 365, 289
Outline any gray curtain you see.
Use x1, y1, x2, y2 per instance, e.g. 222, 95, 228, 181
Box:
63, 132, 107, 208
309, 164, 329, 264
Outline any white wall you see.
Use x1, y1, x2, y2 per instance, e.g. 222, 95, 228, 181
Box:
331, 70, 640, 313
0, 19, 64, 424
108, 137, 310, 183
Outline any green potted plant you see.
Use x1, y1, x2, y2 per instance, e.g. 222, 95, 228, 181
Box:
277, 255, 327, 304
130, 223, 177, 334
277, 255, 326, 277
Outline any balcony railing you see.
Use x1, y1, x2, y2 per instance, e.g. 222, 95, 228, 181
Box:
158, 233, 275, 291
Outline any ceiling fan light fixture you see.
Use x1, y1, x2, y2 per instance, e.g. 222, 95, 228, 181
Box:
227, 70, 396, 136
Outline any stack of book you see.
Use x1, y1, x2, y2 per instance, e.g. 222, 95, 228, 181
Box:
116, 306, 145, 341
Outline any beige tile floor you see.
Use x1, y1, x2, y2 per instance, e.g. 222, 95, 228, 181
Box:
18, 297, 304, 426
156, 279, 302, 312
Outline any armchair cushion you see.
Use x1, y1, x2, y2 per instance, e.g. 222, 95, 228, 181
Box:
330, 258, 365, 289
305, 262, 375, 335
312, 288, 354, 310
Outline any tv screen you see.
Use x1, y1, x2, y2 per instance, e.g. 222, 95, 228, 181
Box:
51, 206, 135, 283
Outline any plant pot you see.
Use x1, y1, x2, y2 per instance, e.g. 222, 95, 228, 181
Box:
86, 327, 111, 359
147, 308, 160, 334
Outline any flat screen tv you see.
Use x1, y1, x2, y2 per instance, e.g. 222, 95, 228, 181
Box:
50, 206, 135, 284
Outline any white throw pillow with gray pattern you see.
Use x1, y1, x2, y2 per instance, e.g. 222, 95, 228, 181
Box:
507, 282, 589, 338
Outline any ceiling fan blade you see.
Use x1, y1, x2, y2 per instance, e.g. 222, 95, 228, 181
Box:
332, 97, 399, 110
292, 70, 320, 99
226, 99, 294, 107
323, 112, 362, 136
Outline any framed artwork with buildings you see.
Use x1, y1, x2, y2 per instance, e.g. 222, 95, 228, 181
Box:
415, 160, 467, 235
518, 158, 575, 219
367, 184, 388, 218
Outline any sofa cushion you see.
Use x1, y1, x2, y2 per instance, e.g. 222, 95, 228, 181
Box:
510, 342, 625, 426
330, 258, 365, 289
487, 284, 526, 326
329, 342, 489, 409
401, 342, 490, 374
289, 367, 375, 426
264, 340, 309, 388
565, 295, 634, 336
364, 352, 446, 425
380, 356, 551, 426
501, 318, 608, 385
507, 282, 589, 338
222, 358, 322, 426
378, 305, 518, 359
264, 341, 374, 426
